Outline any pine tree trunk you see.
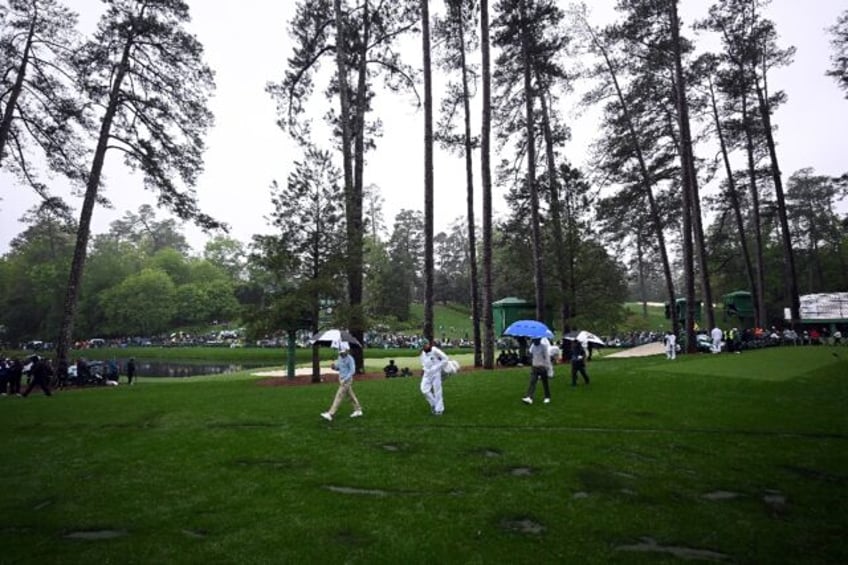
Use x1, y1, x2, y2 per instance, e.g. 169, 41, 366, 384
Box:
480, 0, 495, 369
456, 6, 482, 367
56, 40, 132, 365
669, 1, 696, 352
333, 0, 361, 371
538, 84, 569, 333
584, 20, 678, 335
742, 91, 767, 328
421, 0, 435, 342
755, 78, 800, 327
518, 0, 544, 322
0, 16, 35, 166
667, 68, 714, 331
708, 75, 758, 314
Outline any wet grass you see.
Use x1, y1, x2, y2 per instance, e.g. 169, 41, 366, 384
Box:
0, 346, 846, 563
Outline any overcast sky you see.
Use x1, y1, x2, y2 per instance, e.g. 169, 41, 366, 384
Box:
1, 0, 846, 255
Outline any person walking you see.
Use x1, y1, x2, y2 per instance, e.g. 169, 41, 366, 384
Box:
126, 357, 136, 385
321, 343, 362, 421
420, 341, 448, 416
522, 337, 552, 405
569, 340, 590, 387
664, 331, 677, 360
22, 356, 53, 397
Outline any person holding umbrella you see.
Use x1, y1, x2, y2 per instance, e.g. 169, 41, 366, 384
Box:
320, 343, 363, 422
569, 340, 590, 387
522, 337, 553, 405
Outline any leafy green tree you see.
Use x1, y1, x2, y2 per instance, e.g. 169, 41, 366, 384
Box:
785, 168, 848, 291
0, 201, 74, 342
173, 283, 207, 326
203, 236, 245, 281
100, 268, 176, 336
56, 0, 220, 364
75, 235, 144, 336
249, 146, 347, 378
147, 248, 191, 286
434, 219, 472, 305
106, 205, 191, 255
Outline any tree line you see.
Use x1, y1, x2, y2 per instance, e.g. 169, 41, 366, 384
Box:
2, 0, 847, 368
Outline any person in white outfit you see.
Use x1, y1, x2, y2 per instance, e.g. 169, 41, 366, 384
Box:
664, 331, 677, 360
420, 341, 448, 415
710, 326, 723, 354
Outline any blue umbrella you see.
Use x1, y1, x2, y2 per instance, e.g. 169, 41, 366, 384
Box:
503, 319, 554, 339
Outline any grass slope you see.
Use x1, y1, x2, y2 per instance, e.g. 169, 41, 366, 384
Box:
1, 347, 846, 563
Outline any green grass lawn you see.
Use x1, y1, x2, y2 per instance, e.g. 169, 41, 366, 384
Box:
2, 347, 847, 563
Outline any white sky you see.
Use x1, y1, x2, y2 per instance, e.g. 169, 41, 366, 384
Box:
1, 0, 846, 255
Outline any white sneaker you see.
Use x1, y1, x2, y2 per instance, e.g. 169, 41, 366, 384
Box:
320, 412, 333, 421
350, 410, 363, 418
522, 397, 533, 405
543, 398, 551, 404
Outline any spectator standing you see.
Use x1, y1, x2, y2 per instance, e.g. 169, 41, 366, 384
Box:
664, 331, 677, 360
126, 358, 137, 385
569, 340, 590, 387
710, 326, 723, 354
420, 341, 448, 416
321, 343, 363, 421
522, 338, 552, 405
56, 359, 69, 390
8, 358, 23, 396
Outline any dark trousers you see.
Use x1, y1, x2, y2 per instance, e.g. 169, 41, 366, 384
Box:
23, 375, 52, 397
571, 362, 590, 385
526, 366, 551, 399
8, 374, 21, 395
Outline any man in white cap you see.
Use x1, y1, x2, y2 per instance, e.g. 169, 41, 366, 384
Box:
321, 342, 363, 421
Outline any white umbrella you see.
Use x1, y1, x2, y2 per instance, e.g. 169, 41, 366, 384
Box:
310, 329, 362, 348
576, 330, 605, 347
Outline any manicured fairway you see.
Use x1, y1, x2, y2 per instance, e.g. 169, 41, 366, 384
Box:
1, 347, 846, 563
